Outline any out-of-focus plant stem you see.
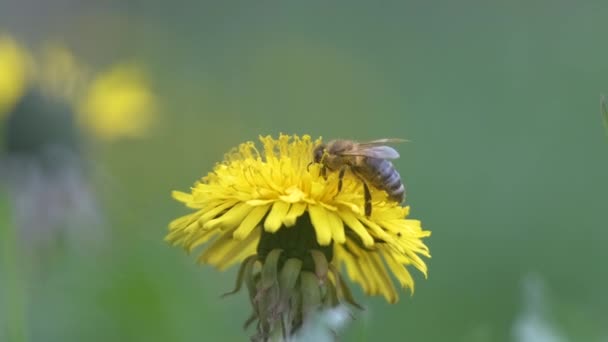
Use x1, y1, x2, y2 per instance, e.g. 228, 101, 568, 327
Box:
1, 188, 28, 342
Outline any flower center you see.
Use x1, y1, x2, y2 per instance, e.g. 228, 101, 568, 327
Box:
257, 213, 334, 272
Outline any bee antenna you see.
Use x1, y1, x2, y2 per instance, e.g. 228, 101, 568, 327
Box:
306, 161, 314, 172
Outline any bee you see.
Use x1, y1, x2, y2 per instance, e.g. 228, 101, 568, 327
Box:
311, 138, 407, 216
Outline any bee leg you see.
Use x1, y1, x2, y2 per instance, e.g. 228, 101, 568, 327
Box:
332, 165, 350, 200
362, 181, 372, 216
321, 165, 328, 179
351, 173, 372, 216
337, 166, 347, 194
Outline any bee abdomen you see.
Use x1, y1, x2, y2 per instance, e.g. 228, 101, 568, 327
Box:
363, 158, 405, 203
388, 183, 405, 203
382, 164, 405, 203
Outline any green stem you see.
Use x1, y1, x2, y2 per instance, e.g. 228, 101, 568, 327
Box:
1, 188, 28, 342
267, 321, 287, 342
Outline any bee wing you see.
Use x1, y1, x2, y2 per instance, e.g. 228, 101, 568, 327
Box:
340, 145, 400, 159
339, 138, 407, 159
357, 138, 409, 146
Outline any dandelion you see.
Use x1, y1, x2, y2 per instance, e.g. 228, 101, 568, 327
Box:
78, 64, 155, 141
0, 34, 28, 118
0, 32, 155, 253
0, 32, 156, 143
168, 134, 431, 341
0, 32, 155, 340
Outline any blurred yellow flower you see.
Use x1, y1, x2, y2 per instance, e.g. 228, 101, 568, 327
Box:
0, 34, 29, 117
0, 33, 156, 142
168, 134, 431, 339
78, 64, 155, 141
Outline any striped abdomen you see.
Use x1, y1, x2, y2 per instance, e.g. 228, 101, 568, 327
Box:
356, 157, 405, 203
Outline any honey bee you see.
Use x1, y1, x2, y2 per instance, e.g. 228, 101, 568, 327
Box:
311, 138, 407, 216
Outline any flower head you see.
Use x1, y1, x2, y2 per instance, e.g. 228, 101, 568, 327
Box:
0, 32, 155, 142
78, 64, 155, 141
0, 33, 151, 259
0, 34, 29, 117
168, 134, 431, 339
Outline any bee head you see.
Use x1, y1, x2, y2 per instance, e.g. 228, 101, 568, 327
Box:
312, 144, 326, 164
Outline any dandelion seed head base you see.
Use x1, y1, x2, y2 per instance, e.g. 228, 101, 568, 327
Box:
231, 247, 358, 341
257, 213, 334, 272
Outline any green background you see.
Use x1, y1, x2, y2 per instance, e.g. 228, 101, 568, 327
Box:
1, 1, 608, 341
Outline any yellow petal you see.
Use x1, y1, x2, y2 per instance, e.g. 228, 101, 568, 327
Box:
186, 228, 220, 252
283, 202, 307, 227
369, 253, 397, 303
246, 199, 275, 206
233, 204, 271, 240
337, 211, 374, 247
335, 200, 362, 215
359, 252, 381, 295
325, 210, 345, 244
382, 248, 415, 292
201, 227, 260, 269
360, 216, 394, 244
264, 201, 290, 232
308, 205, 332, 246
279, 186, 305, 203
168, 212, 198, 231
339, 243, 372, 293
319, 202, 337, 211
200, 200, 239, 222
171, 190, 192, 203
204, 202, 253, 230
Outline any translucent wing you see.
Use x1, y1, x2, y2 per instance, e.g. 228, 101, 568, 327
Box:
340, 145, 401, 159
337, 138, 406, 159
357, 138, 409, 147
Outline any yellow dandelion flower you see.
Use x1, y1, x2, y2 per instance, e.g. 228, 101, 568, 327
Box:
0, 34, 155, 143
0, 34, 29, 118
167, 134, 431, 339
78, 64, 155, 141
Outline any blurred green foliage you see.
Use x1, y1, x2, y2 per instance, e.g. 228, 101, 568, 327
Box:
1, 1, 608, 341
